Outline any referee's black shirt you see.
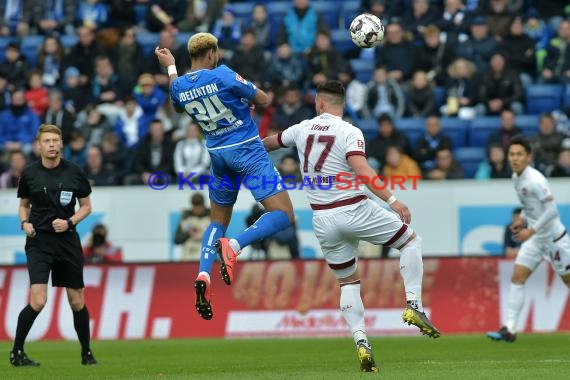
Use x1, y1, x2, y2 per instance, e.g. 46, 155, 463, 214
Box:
17, 159, 92, 234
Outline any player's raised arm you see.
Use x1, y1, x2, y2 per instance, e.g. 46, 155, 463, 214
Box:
154, 46, 184, 113
347, 154, 411, 224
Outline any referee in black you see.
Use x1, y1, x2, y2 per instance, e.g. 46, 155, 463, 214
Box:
11, 124, 97, 367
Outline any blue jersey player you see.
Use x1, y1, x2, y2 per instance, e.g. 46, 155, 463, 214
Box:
155, 33, 295, 320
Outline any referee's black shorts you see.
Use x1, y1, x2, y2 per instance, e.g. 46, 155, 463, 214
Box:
25, 231, 85, 289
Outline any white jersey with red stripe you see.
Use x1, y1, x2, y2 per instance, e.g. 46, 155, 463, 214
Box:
278, 112, 366, 209
513, 166, 565, 240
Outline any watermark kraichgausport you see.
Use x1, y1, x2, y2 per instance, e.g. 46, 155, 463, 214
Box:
147, 172, 421, 191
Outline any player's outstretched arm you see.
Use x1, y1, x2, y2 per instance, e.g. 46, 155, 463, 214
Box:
347, 155, 411, 224
251, 88, 269, 108
262, 134, 281, 152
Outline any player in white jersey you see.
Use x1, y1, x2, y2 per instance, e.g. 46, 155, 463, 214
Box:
263, 81, 440, 373
487, 135, 570, 342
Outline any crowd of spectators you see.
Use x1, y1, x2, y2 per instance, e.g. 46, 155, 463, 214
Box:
0, 0, 569, 188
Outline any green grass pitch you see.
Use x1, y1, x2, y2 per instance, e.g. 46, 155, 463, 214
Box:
2, 334, 569, 379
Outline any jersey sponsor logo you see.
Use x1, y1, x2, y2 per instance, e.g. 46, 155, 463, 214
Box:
235, 74, 247, 84
59, 191, 73, 206
357, 139, 364, 148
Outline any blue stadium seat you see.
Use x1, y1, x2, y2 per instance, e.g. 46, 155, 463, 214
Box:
525, 84, 563, 114
440, 117, 469, 148
137, 32, 159, 56
228, 2, 255, 25
563, 85, 570, 109
312, 2, 340, 29
350, 58, 374, 83
395, 118, 424, 146
266, 2, 290, 47
330, 29, 355, 53
515, 114, 540, 136
454, 147, 486, 179
21, 36, 44, 67
176, 32, 193, 47
342, 0, 361, 29
356, 118, 377, 139
60, 35, 78, 48
433, 86, 446, 109
468, 117, 500, 147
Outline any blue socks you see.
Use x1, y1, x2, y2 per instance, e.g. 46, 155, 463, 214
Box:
234, 210, 291, 249
199, 222, 225, 274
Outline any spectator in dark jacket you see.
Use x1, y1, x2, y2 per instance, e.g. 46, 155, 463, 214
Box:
414, 116, 453, 170
305, 29, 349, 89
272, 87, 315, 131
406, 70, 437, 117
61, 27, 103, 86
500, 16, 536, 87
402, 0, 440, 41
29, 0, 75, 35
366, 114, 413, 169
375, 22, 415, 82
0, 43, 29, 90
414, 25, 456, 86
541, 20, 570, 84
476, 53, 523, 115
127, 119, 175, 185
530, 113, 565, 170
456, 16, 498, 74
486, 109, 522, 151
267, 42, 305, 89
43, 89, 76, 143
229, 28, 267, 84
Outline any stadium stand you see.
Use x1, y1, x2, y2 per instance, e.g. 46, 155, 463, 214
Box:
454, 147, 487, 179
525, 84, 563, 114
468, 117, 501, 147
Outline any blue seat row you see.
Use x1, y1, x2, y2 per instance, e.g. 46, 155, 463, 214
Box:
357, 115, 541, 149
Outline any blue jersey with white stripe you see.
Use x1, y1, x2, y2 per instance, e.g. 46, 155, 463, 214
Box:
170, 65, 259, 149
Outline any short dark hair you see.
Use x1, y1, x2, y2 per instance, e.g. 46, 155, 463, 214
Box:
377, 113, 393, 125
508, 134, 532, 154
316, 80, 345, 99
513, 207, 522, 215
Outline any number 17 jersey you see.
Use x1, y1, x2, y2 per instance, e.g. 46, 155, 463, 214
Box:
279, 113, 367, 208
169, 65, 259, 149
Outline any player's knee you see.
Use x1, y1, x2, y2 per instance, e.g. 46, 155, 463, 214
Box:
30, 296, 47, 311
68, 298, 85, 312
330, 261, 358, 279
400, 235, 422, 252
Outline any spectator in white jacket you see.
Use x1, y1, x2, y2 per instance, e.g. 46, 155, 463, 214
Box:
173, 121, 210, 183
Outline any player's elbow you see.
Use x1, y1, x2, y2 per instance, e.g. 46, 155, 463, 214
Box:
253, 91, 269, 107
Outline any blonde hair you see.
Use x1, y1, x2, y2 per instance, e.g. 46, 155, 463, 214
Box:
36, 124, 62, 140
187, 33, 218, 59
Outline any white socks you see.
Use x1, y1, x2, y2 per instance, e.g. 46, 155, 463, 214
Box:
399, 236, 424, 312
506, 283, 525, 334
229, 239, 241, 255
340, 283, 367, 345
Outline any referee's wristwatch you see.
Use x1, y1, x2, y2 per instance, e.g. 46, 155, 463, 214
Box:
20, 220, 29, 230
67, 218, 75, 231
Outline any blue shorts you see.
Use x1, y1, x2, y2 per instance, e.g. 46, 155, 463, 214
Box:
207, 138, 285, 206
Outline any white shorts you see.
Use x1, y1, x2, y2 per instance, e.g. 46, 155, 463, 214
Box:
312, 198, 414, 268
515, 230, 570, 276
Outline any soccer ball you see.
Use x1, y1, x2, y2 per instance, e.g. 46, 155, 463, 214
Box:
349, 13, 384, 48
